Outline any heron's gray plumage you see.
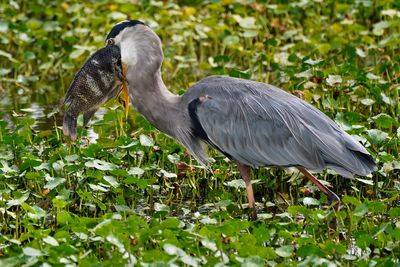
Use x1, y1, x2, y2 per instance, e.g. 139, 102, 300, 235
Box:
183, 76, 376, 178
109, 23, 376, 179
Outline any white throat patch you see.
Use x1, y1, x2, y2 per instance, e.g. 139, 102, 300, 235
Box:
120, 34, 138, 67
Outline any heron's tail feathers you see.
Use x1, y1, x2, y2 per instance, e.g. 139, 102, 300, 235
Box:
325, 134, 377, 178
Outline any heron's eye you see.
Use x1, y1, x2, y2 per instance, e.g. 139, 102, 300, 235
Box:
106, 38, 115, 46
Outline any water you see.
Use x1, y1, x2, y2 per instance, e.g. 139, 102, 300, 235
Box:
0, 77, 66, 130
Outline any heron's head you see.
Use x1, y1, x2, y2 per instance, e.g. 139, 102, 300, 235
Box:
105, 20, 164, 79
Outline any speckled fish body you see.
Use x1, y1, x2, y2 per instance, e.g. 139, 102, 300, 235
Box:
63, 45, 122, 141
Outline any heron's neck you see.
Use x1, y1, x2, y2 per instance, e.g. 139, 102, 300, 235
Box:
128, 70, 182, 137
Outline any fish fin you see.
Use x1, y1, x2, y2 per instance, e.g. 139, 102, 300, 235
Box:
83, 109, 97, 128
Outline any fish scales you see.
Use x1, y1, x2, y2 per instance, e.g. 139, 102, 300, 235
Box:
62, 45, 122, 141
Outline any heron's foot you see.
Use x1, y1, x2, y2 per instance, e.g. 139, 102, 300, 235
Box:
327, 191, 341, 211
248, 208, 258, 221
327, 192, 341, 231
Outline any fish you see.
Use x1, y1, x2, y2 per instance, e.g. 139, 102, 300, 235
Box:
62, 45, 127, 141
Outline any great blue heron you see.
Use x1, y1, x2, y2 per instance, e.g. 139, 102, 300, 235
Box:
69, 20, 377, 219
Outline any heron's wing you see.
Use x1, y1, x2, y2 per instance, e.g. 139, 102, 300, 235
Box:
189, 76, 375, 177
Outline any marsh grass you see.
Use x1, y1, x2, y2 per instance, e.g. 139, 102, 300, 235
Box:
0, 0, 399, 266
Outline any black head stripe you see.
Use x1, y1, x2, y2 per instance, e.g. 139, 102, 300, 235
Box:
106, 20, 145, 41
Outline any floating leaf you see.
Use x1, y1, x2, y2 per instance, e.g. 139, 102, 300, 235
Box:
85, 159, 117, 171
225, 179, 245, 189
381, 93, 396, 106
7, 193, 29, 208
304, 58, 323, 66
326, 75, 342, 86
223, 35, 240, 46
23, 247, 43, 257
200, 217, 218, 225
0, 21, 8, 33
383, 160, 400, 173
201, 238, 217, 251
373, 21, 390, 36
232, 15, 258, 29
356, 48, 366, 57
52, 160, 65, 171
159, 169, 177, 178
366, 129, 389, 145
361, 98, 375, 106
43, 236, 59, 246
388, 207, 400, 218
69, 48, 86, 59
167, 153, 180, 163
275, 245, 294, 257
225, 179, 260, 189
295, 69, 312, 78
118, 141, 137, 148
354, 204, 368, 217
366, 73, 381, 80
106, 235, 125, 253
65, 154, 79, 162
44, 177, 66, 190
154, 203, 170, 212
164, 243, 185, 256
103, 176, 119, 187
89, 184, 109, 192
356, 178, 374, 185
303, 197, 320, 206
139, 134, 154, 147
381, 9, 400, 17
0, 68, 11, 76
27, 205, 46, 220
372, 113, 396, 128
128, 167, 144, 176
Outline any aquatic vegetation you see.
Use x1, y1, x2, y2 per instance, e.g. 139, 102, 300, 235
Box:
0, 0, 399, 265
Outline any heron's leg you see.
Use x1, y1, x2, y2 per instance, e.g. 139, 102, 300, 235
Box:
237, 163, 257, 220
298, 167, 340, 204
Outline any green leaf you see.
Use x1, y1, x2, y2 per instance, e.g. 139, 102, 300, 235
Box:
366, 201, 385, 213
353, 203, 368, 217
103, 175, 119, 187
0, 68, 11, 76
275, 245, 294, 257
139, 134, 154, 147
373, 21, 390, 36
388, 207, 400, 218
6, 193, 29, 208
361, 98, 375, 106
303, 197, 320, 206
57, 211, 73, 225
43, 236, 59, 246
232, 15, 258, 29
201, 238, 217, 252
22, 247, 43, 257
223, 35, 240, 46
366, 129, 389, 145
128, 167, 144, 176
355, 178, 374, 185
45, 177, 66, 190
69, 48, 86, 59
326, 75, 342, 86
372, 113, 396, 128
85, 159, 117, 171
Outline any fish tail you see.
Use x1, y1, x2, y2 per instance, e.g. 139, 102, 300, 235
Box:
63, 110, 77, 141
